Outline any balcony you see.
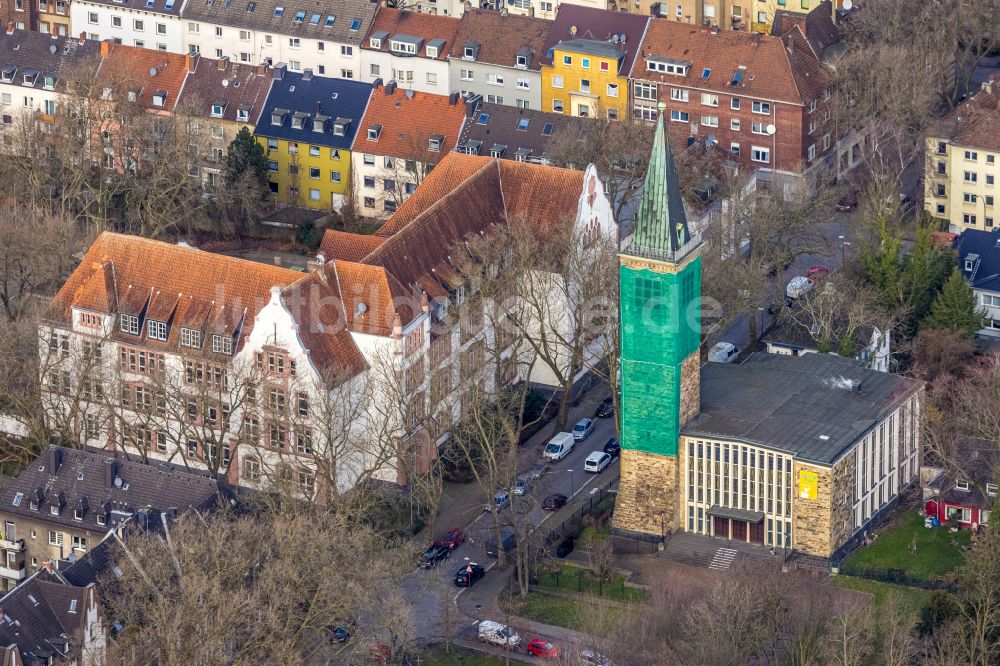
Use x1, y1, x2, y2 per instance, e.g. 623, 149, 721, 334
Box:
0, 561, 26, 581
0, 538, 25, 552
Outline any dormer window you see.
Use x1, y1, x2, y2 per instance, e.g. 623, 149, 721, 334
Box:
367, 124, 381, 141
463, 42, 479, 60
312, 117, 326, 133
333, 119, 348, 136
291, 112, 308, 129
22, 70, 37, 85
428, 134, 442, 152
50, 504, 60, 516
147, 319, 167, 341
101, 86, 113, 100
516, 55, 528, 68
212, 334, 232, 355
180, 327, 202, 348
73, 508, 84, 521
956, 479, 970, 492
29, 499, 38, 511
43, 75, 55, 90
964, 255, 977, 271
127, 88, 140, 102
370, 37, 381, 48
426, 45, 438, 58
0, 67, 14, 82
236, 106, 250, 122
120, 314, 140, 335
152, 91, 167, 108
390, 39, 418, 55
271, 109, 287, 126
96, 513, 106, 526
211, 102, 225, 117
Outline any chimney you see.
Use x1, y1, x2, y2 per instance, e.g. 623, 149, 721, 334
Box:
216, 56, 228, 70
302, 67, 313, 81
272, 63, 286, 80
5, 22, 13, 35
48, 448, 61, 475
464, 93, 481, 117
315, 101, 322, 115
186, 52, 199, 72
78, 31, 86, 45
104, 459, 118, 488
372, 77, 383, 89
100, 40, 111, 58
385, 80, 397, 95
449, 92, 459, 105
256, 64, 266, 76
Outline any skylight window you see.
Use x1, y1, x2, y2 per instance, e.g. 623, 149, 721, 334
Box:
542, 123, 554, 136
517, 118, 529, 131
165, 0, 175, 8
293, 10, 305, 23
702, 68, 711, 78
476, 112, 489, 125
350, 18, 361, 30
145, 0, 154, 8
324, 15, 334, 27
309, 13, 320, 24
273, 5, 283, 16
245, 1, 254, 11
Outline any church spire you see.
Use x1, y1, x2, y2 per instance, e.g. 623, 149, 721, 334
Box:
628, 101, 694, 260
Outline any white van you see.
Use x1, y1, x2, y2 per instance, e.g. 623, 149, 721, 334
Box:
543, 432, 575, 461
786, 276, 815, 300
478, 620, 521, 647
708, 342, 739, 364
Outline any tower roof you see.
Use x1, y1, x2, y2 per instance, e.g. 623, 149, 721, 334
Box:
626, 101, 695, 261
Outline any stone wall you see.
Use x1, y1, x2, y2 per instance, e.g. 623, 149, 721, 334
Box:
829, 451, 856, 555
792, 460, 835, 557
679, 351, 700, 427
613, 449, 680, 537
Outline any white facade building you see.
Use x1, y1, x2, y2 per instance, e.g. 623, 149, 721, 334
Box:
359, 8, 459, 95
72, 0, 185, 53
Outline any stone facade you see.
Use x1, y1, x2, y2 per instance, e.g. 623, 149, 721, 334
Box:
829, 450, 856, 555
679, 350, 700, 427
612, 448, 680, 537
791, 453, 857, 558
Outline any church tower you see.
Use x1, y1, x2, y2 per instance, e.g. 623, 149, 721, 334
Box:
613, 102, 702, 538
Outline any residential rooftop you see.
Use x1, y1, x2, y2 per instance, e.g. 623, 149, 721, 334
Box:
457, 98, 594, 164
181, 0, 378, 46
79, 0, 182, 16
954, 228, 1000, 293
353, 84, 466, 161
95, 42, 192, 112
177, 56, 273, 124
0, 30, 100, 93
0, 568, 91, 665
540, 5, 649, 74
448, 9, 551, 71
362, 8, 460, 63
936, 75, 1000, 153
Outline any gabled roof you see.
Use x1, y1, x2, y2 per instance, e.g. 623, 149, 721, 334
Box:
77, 0, 182, 16
177, 56, 273, 123
0, 569, 90, 665
0, 446, 219, 533
254, 71, 371, 149
353, 86, 466, 161
771, 0, 842, 60
954, 228, 1000, 293
180, 0, 377, 46
448, 9, 551, 71
457, 99, 593, 165
95, 43, 191, 112
541, 5, 649, 74
926, 439, 999, 510
937, 76, 1000, 153
318, 229, 385, 262
362, 9, 460, 62
0, 30, 100, 92
633, 19, 829, 105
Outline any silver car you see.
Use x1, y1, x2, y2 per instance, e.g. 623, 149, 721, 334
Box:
512, 474, 532, 496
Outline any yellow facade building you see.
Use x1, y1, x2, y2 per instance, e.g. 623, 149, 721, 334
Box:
542, 40, 629, 121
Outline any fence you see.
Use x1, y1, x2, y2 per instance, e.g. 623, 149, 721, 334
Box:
834, 564, 955, 591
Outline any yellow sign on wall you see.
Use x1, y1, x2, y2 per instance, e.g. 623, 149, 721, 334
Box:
799, 470, 818, 500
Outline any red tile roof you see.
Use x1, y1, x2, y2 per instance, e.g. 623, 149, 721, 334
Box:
449, 9, 552, 70
96, 42, 191, 112
938, 77, 1000, 152
177, 56, 273, 123
362, 9, 460, 62
319, 229, 386, 262
353, 87, 467, 160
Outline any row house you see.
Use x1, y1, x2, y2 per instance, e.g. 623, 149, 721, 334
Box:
253, 65, 372, 210
72, 0, 185, 52
181, 0, 377, 78
360, 8, 458, 95
631, 19, 836, 195
446, 8, 549, 111
351, 81, 466, 217
176, 55, 272, 190
540, 6, 649, 121
0, 28, 99, 148
504, 0, 600, 22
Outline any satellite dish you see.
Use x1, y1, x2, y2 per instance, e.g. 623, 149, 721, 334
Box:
354, 303, 367, 316
842, 0, 852, 8
49, 44, 57, 54
149, 67, 158, 77
569, 25, 577, 36
221, 78, 229, 87
113, 476, 123, 488
766, 123, 776, 135
611, 34, 619, 44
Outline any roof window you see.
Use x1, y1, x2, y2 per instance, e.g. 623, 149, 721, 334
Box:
293, 11, 305, 23
273, 5, 283, 16
350, 18, 362, 31
367, 124, 381, 141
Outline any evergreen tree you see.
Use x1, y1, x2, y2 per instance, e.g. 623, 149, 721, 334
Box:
224, 127, 269, 189
922, 268, 984, 337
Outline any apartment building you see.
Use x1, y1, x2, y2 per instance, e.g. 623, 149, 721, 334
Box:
72, 0, 185, 52
254, 67, 372, 210
38, 0, 71, 37
360, 9, 459, 95
540, 6, 649, 121
954, 230, 1000, 339
631, 19, 835, 195
180, 0, 377, 78
447, 9, 550, 111
351, 82, 466, 217
650, 0, 742, 28
926, 76, 1000, 233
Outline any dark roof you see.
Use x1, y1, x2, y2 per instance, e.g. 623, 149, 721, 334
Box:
177, 56, 273, 123
0, 447, 218, 533
771, 0, 842, 59
682, 353, 922, 465
955, 227, 1000, 294
552, 38, 624, 61
254, 71, 371, 149
0, 569, 89, 665
83, 0, 181, 16
180, 0, 377, 45
61, 537, 118, 587
448, 9, 551, 71
456, 99, 593, 164
361, 9, 460, 62
927, 439, 999, 510
0, 30, 100, 92
541, 5, 649, 73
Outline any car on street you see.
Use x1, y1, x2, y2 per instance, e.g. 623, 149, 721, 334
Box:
708, 341, 739, 364
543, 432, 575, 461
454, 562, 486, 587
584, 451, 612, 473
542, 493, 568, 511
572, 418, 595, 441
836, 193, 858, 212
484, 489, 510, 512
418, 541, 450, 569
528, 458, 549, 480
527, 638, 560, 658
441, 528, 464, 550
785, 276, 815, 300
512, 473, 532, 496
595, 397, 614, 418
805, 265, 830, 281
478, 620, 521, 647
603, 437, 620, 458
580, 649, 613, 666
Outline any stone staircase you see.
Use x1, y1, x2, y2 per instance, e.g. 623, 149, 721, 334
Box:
708, 547, 738, 570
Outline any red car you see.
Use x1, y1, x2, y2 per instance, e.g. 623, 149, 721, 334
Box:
441, 528, 464, 550
805, 265, 830, 281
527, 638, 560, 658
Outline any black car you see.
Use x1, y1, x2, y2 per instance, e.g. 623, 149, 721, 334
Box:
603, 437, 620, 458
595, 397, 614, 418
555, 537, 574, 558
542, 493, 568, 511
329, 626, 351, 644
419, 542, 451, 569
454, 563, 486, 587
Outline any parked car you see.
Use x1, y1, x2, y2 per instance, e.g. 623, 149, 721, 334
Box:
454, 563, 486, 587
805, 265, 830, 281
512, 474, 532, 496
708, 341, 739, 364
478, 620, 521, 648
484, 489, 510, 513
328, 625, 351, 644
544, 432, 575, 461
836, 193, 858, 212
584, 451, 612, 473
785, 276, 815, 300
580, 649, 613, 666
485, 531, 517, 558
595, 397, 614, 418
603, 437, 620, 458
572, 418, 595, 441
542, 493, 568, 511
528, 458, 549, 480
441, 528, 464, 550
419, 542, 450, 569
555, 536, 574, 558
527, 638, 560, 658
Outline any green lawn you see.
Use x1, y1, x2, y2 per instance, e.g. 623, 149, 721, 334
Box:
500, 591, 624, 632
843, 511, 970, 581
829, 575, 932, 619
534, 564, 648, 602
419, 646, 506, 666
